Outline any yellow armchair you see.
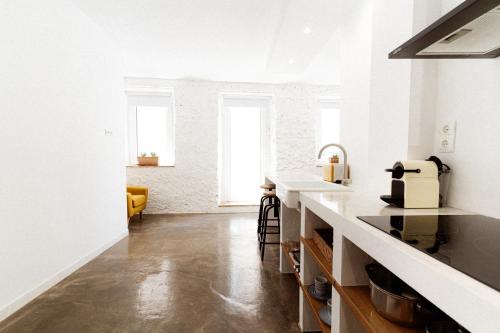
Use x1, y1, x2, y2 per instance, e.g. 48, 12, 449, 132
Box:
127, 186, 148, 220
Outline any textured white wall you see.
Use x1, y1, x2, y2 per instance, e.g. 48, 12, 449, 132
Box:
274, 85, 338, 171
126, 78, 338, 214
0, 0, 128, 320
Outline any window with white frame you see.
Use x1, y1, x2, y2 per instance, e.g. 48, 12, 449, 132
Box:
220, 95, 271, 204
127, 94, 175, 166
316, 98, 341, 162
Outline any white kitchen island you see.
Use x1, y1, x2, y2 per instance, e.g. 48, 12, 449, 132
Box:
263, 171, 500, 333
264, 170, 352, 273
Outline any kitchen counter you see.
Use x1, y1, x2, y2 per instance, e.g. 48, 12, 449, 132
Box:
266, 170, 351, 209
264, 170, 351, 273
265, 169, 323, 184
297, 191, 500, 333
300, 190, 465, 221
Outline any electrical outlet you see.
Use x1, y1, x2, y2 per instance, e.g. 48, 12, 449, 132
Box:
438, 137, 452, 153
439, 121, 456, 135
104, 129, 113, 136
438, 121, 456, 153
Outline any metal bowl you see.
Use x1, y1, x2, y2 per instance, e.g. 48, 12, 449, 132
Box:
366, 263, 437, 327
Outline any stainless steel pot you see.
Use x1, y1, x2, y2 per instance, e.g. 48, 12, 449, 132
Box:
366, 263, 437, 327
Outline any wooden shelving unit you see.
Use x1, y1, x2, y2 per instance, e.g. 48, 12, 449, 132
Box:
282, 241, 331, 332
335, 285, 424, 333
301, 236, 423, 333
300, 237, 335, 285
280, 242, 300, 284
300, 283, 331, 333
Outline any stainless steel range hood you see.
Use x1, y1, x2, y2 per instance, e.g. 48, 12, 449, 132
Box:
389, 0, 500, 59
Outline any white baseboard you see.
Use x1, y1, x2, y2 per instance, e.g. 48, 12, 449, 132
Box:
0, 230, 129, 322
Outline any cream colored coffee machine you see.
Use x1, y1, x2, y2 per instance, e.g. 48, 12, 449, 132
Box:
380, 157, 443, 209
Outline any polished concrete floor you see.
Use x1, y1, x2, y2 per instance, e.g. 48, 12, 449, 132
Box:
0, 214, 299, 333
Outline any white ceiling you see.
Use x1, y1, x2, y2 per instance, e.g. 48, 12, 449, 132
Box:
72, 0, 340, 84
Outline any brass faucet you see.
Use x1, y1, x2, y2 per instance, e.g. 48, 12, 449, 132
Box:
317, 143, 351, 185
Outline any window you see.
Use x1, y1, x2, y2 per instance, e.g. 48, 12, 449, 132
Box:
220, 95, 271, 204
317, 98, 341, 162
127, 94, 175, 166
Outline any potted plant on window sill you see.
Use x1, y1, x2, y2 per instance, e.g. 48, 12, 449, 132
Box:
137, 152, 159, 166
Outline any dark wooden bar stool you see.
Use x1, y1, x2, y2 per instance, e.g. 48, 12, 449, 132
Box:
260, 183, 275, 191
258, 189, 280, 261
257, 183, 276, 236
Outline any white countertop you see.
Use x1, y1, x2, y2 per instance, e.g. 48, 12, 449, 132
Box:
301, 191, 466, 219
265, 168, 323, 184
299, 191, 500, 332
265, 169, 351, 208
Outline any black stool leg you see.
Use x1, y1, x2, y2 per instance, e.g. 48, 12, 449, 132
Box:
276, 198, 281, 228
259, 202, 269, 250
257, 195, 268, 236
273, 197, 279, 218
260, 204, 274, 261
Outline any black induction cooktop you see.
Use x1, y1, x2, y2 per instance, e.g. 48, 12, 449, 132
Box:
357, 215, 500, 292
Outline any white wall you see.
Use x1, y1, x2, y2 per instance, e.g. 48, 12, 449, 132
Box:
338, 0, 500, 219
0, 0, 128, 320
406, 0, 500, 218
433, 49, 500, 218
335, 0, 500, 218
408, 1, 441, 160
126, 78, 338, 214
336, 0, 373, 190
366, 1, 414, 194
336, 0, 414, 195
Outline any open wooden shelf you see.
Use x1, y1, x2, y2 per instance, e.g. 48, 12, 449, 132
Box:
282, 241, 331, 332
300, 283, 331, 333
281, 242, 301, 284
301, 237, 335, 285
335, 285, 424, 333
301, 236, 423, 333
